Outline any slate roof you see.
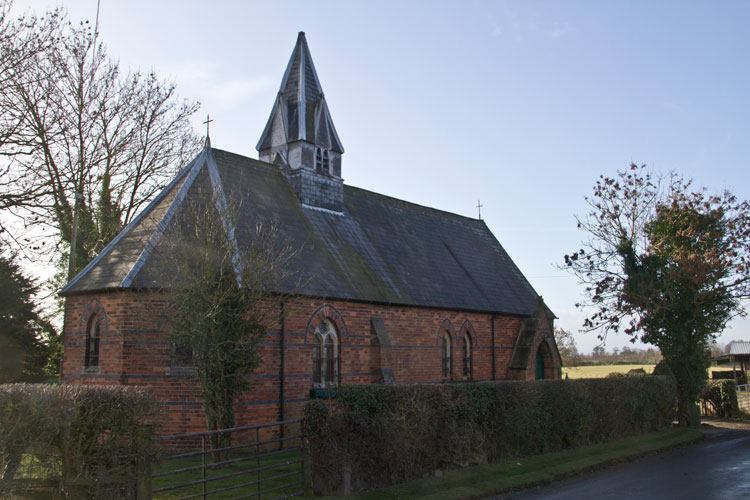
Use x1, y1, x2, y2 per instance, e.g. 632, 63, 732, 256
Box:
61, 145, 541, 317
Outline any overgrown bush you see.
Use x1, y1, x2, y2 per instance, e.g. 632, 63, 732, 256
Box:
305, 377, 676, 495
699, 380, 739, 418
0, 384, 159, 499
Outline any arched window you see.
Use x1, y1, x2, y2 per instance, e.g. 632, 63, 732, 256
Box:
315, 147, 323, 171
463, 333, 472, 380
313, 319, 339, 387
84, 316, 101, 368
322, 150, 330, 173
441, 331, 452, 381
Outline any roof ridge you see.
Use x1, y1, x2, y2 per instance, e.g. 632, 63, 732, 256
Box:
213, 147, 486, 226
345, 184, 486, 224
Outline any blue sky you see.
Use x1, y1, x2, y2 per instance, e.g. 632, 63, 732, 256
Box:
16, 0, 750, 352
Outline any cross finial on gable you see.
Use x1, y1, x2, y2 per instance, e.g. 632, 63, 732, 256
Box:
477, 200, 483, 220
203, 114, 214, 139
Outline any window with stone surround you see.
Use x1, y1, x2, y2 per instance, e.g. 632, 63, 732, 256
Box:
166, 341, 196, 377
441, 331, 452, 381
323, 150, 330, 173
462, 333, 472, 380
171, 343, 193, 367
84, 315, 101, 370
312, 319, 339, 388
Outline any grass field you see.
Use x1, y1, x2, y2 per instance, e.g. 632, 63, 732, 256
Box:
708, 365, 747, 379
562, 364, 655, 379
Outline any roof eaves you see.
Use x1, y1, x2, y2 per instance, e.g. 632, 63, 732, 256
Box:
120, 146, 210, 288
321, 97, 344, 153
60, 151, 205, 296
256, 95, 286, 151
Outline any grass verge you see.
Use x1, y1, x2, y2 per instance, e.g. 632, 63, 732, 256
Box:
322, 427, 702, 500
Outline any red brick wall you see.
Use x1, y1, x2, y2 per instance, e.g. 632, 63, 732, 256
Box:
62, 291, 559, 436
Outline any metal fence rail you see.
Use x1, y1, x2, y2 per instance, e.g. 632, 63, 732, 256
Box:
738, 384, 750, 412
152, 419, 305, 500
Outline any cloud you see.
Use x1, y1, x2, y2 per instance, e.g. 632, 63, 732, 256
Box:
164, 60, 274, 110
488, 11, 572, 41
661, 101, 686, 114
545, 21, 572, 39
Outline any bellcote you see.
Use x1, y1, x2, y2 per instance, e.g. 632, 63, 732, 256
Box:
257, 32, 345, 211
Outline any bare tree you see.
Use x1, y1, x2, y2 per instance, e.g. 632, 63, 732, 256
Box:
0, 0, 200, 272
554, 327, 581, 366
0, 2, 62, 214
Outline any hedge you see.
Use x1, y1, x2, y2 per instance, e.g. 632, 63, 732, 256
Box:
0, 383, 159, 499
699, 380, 740, 418
304, 377, 676, 495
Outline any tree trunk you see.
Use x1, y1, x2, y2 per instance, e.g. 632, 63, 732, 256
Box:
677, 395, 701, 427
205, 393, 235, 463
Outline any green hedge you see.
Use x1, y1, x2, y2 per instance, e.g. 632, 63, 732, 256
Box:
0, 383, 159, 499
699, 380, 739, 418
304, 377, 676, 495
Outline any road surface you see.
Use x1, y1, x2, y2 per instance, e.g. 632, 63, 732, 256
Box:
492, 421, 750, 500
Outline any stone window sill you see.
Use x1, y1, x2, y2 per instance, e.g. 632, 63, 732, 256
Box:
310, 387, 338, 399
166, 366, 197, 377
82, 366, 101, 375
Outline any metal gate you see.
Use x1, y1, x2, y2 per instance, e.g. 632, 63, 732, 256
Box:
738, 384, 750, 412
151, 419, 305, 500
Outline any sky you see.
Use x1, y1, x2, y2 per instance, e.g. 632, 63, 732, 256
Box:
13, 0, 750, 353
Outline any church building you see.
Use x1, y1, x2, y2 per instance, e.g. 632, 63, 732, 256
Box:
60, 32, 561, 435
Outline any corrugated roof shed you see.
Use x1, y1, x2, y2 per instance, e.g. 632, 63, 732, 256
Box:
729, 341, 750, 356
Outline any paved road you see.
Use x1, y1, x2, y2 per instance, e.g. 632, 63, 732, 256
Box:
493, 425, 750, 500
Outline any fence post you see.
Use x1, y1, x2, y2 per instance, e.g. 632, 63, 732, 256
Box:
202, 435, 207, 500
136, 424, 153, 500
300, 420, 306, 496
256, 427, 261, 500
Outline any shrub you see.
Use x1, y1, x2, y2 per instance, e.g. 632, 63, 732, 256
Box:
0, 384, 159, 498
699, 380, 739, 418
652, 360, 675, 378
305, 377, 676, 495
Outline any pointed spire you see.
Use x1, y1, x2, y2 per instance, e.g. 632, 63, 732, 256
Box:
256, 32, 345, 213
257, 32, 344, 155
